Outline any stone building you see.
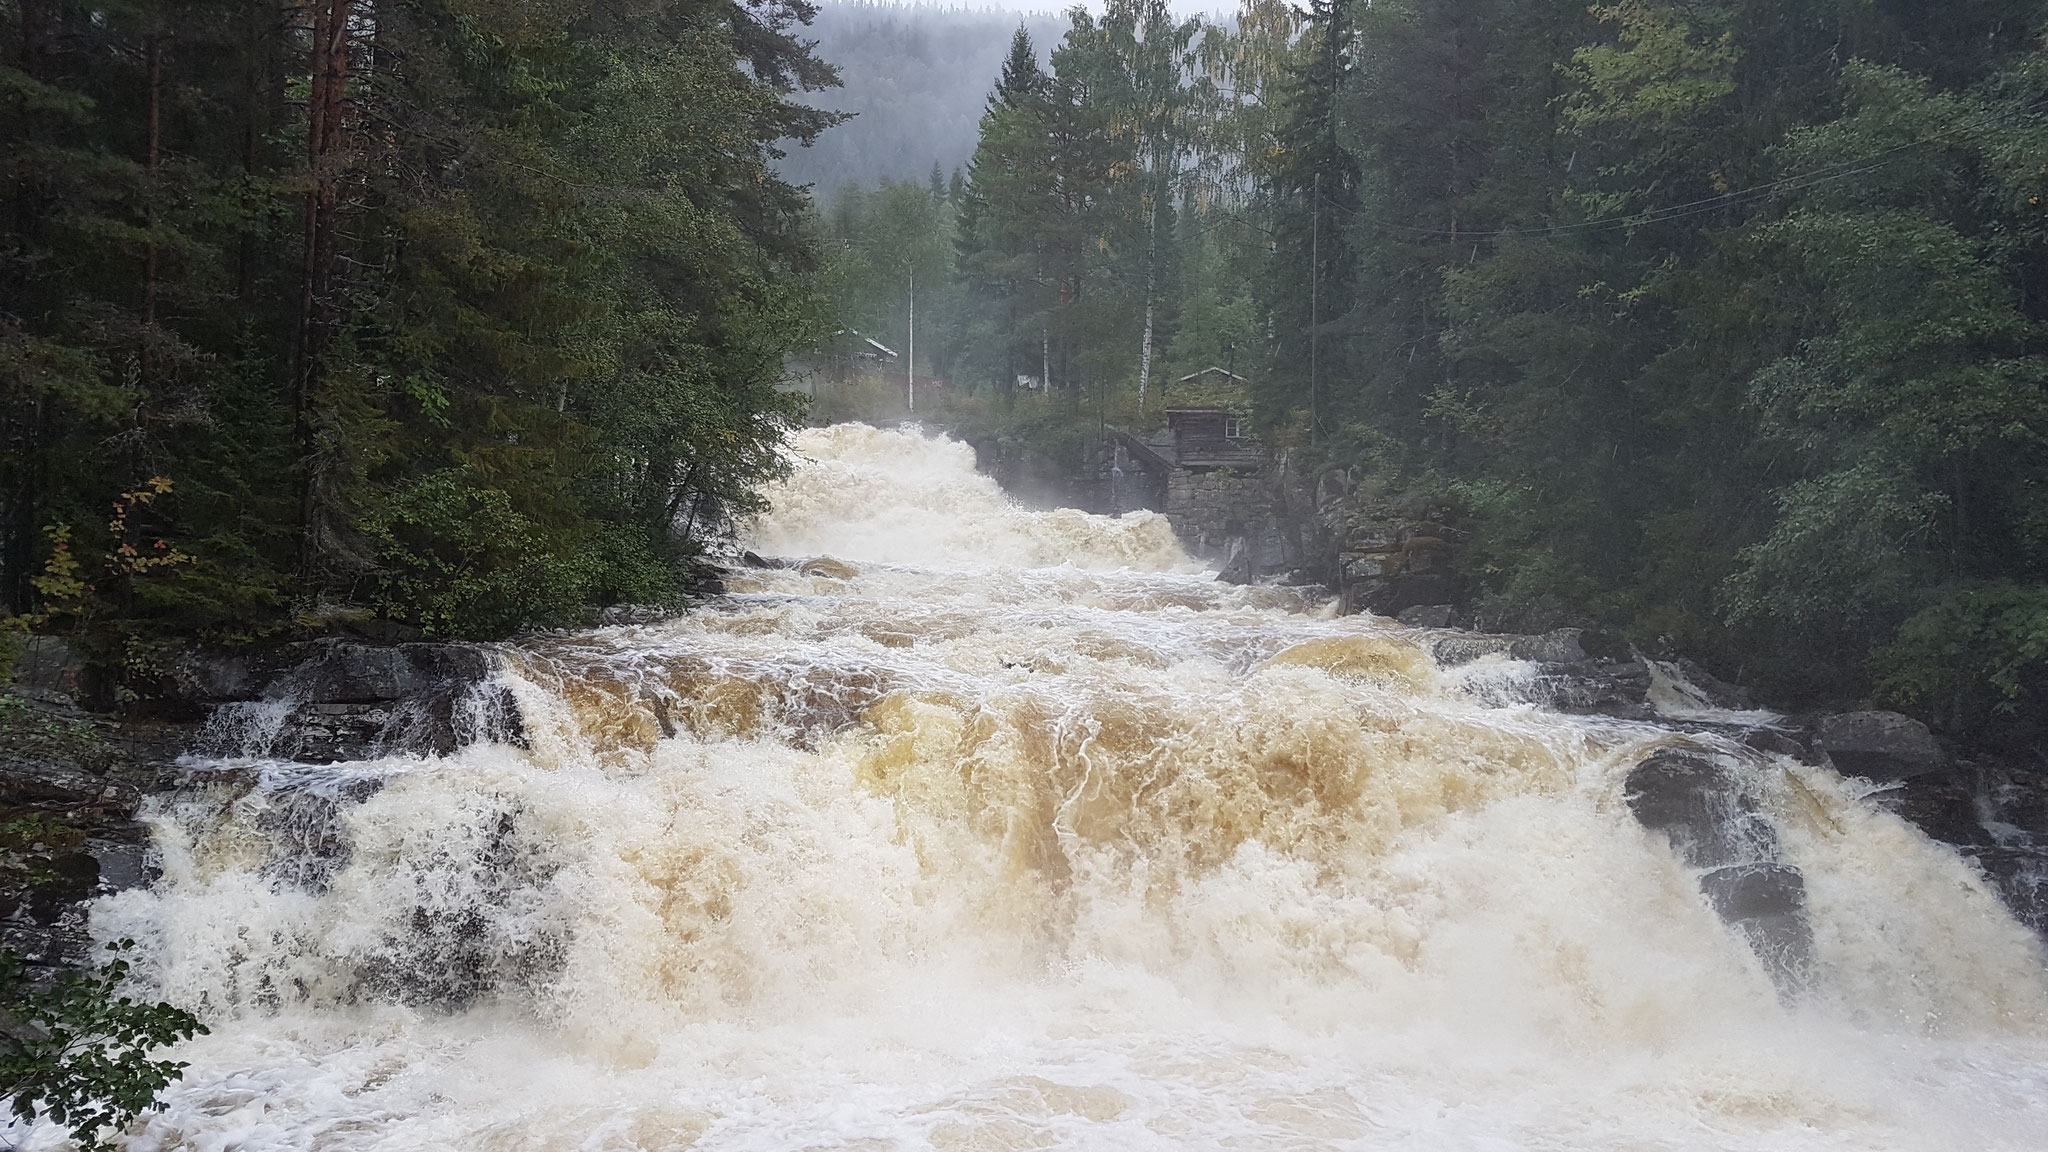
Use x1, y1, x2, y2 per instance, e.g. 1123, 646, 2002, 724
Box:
1156, 406, 1282, 571
1068, 393, 1293, 576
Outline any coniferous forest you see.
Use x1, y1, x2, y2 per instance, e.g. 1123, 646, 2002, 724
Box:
6, 0, 2048, 753
2, 0, 834, 652
818, 0, 2048, 753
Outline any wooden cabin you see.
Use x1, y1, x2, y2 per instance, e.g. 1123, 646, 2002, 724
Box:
1165, 407, 1263, 470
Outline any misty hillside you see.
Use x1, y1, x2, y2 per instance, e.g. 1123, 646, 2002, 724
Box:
778, 3, 1069, 194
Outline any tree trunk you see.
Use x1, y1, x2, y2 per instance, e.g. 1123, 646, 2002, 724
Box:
144, 36, 161, 348
294, 0, 356, 587
1137, 299, 1154, 416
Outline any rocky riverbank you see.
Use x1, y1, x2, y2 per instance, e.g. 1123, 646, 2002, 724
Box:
0, 637, 511, 970
1413, 625, 2048, 936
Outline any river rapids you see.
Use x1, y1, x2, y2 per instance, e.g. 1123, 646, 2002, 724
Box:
58, 425, 2048, 1149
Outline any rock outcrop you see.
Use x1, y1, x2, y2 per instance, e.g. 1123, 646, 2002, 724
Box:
0, 691, 174, 967
1815, 711, 1949, 782
1324, 498, 1467, 616
173, 640, 518, 763
3, 638, 520, 968
1623, 749, 1815, 993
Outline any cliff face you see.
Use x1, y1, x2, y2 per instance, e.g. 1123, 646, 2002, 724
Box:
1185, 458, 1472, 623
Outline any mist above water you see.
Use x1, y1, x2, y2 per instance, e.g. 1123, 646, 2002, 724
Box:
71, 424, 2048, 1151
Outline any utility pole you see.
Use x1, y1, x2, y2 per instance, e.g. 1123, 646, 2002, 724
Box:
1310, 171, 1320, 441
907, 266, 915, 413
1138, 194, 1157, 418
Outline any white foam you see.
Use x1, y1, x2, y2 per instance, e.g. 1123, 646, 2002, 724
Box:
92, 423, 2048, 1151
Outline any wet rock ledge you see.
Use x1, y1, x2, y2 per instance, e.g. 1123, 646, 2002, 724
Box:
1, 637, 512, 969
1422, 626, 2048, 938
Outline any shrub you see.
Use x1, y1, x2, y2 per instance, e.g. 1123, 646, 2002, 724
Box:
0, 941, 206, 1151
372, 470, 675, 638
1872, 581, 2048, 739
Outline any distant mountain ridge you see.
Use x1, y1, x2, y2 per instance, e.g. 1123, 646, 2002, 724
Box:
778, 3, 1070, 194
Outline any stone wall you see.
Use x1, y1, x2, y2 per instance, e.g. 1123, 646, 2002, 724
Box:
1164, 468, 1287, 570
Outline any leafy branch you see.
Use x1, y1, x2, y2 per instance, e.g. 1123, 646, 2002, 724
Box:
0, 941, 206, 1151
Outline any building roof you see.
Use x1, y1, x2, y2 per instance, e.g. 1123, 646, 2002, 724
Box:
829, 328, 897, 358
1178, 366, 1248, 384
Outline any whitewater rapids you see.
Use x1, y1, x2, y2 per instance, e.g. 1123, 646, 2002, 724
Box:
62, 424, 2048, 1149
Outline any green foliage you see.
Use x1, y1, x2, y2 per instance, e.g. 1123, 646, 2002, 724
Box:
372, 471, 660, 639
0, 940, 207, 1150
1565, 2, 1739, 133
0, 622, 22, 683
1873, 583, 2048, 736
1224, 0, 2048, 746
1, 0, 834, 665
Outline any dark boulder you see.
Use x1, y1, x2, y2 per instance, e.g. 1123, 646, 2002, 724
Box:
1699, 863, 1814, 984
1624, 749, 1815, 992
1624, 752, 1750, 852
1508, 629, 1588, 664
1539, 660, 1657, 721
1817, 711, 1949, 782
739, 550, 799, 570
1395, 604, 1453, 628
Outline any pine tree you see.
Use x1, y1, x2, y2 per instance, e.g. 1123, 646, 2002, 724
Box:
1, 0, 846, 657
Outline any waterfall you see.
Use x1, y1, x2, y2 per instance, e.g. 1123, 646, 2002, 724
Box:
71, 424, 2048, 1150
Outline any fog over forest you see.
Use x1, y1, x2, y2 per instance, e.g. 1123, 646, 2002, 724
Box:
777, 4, 1072, 192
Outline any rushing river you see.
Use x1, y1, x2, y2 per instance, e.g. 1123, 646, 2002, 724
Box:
74, 425, 2048, 1149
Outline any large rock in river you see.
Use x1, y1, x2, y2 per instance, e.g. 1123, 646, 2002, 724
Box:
1817, 711, 1948, 782
1624, 749, 1815, 993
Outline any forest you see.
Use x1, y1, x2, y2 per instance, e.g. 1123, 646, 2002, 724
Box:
1, 0, 834, 661
6, 0, 2047, 752
819, 0, 2048, 751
